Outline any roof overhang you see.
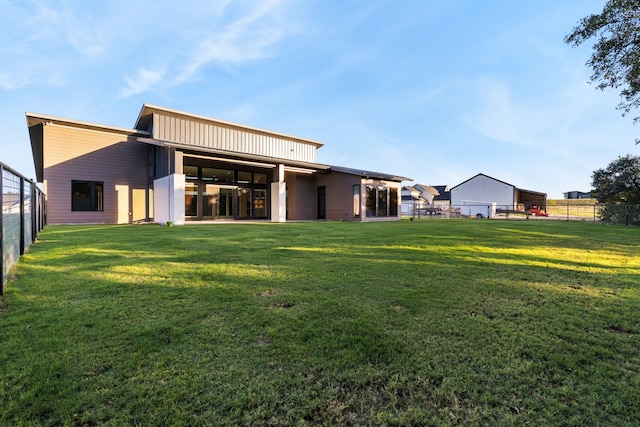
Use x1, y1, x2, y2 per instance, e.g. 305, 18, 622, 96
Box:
516, 188, 547, 198
137, 137, 331, 172
135, 103, 325, 148
329, 165, 411, 182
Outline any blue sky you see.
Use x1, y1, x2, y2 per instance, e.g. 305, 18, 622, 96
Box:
2, 0, 638, 198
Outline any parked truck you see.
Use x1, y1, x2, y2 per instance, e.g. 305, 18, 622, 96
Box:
461, 200, 497, 219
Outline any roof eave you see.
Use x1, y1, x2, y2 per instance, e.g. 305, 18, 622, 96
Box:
135, 103, 325, 148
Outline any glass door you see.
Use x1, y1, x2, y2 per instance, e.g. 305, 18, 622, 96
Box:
238, 188, 252, 218
202, 185, 234, 219
218, 187, 234, 219
253, 189, 267, 218
185, 182, 198, 218
202, 185, 218, 219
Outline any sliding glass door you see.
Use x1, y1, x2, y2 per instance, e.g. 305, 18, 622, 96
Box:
201, 185, 234, 219
183, 162, 269, 220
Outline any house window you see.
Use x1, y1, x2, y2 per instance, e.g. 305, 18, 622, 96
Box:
253, 173, 267, 184
366, 185, 377, 217
184, 166, 199, 180
254, 189, 267, 217
237, 171, 251, 184
365, 184, 398, 218
377, 186, 388, 217
389, 188, 398, 216
72, 180, 103, 211
353, 184, 361, 218
203, 167, 233, 183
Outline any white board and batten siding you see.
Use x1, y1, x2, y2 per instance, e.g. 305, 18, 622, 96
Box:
451, 174, 516, 209
152, 113, 317, 163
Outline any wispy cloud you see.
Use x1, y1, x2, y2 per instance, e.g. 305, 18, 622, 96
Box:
174, 0, 289, 84
119, 68, 166, 98
0, 72, 31, 90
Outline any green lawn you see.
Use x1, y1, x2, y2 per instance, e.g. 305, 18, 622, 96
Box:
1, 220, 639, 426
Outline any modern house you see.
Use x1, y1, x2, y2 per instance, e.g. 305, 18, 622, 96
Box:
27, 104, 409, 225
450, 173, 547, 211
563, 191, 592, 200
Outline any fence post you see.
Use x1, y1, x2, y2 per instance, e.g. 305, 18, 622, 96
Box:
19, 176, 25, 256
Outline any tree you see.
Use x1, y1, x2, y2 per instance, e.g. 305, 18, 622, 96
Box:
591, 154, 640, 224
565, 0, 640, 138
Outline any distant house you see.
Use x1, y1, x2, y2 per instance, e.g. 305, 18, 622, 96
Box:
401, 184, 439, 215
450, 173, 547, 211
26, 104, 410, 224
564, 191, 592, 199
401, 186, 425, 215
432, 185, 451, 208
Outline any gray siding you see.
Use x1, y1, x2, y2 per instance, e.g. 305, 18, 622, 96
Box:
153, 113, 317, 163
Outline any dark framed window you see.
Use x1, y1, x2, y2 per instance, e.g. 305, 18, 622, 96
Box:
389, 188, 398, 216
365, 184, 398, 218
202, 167, 233, 183
253, 173, 267, 184
237, 171, 251, 184
72, 180, 103, 211
366, 185, 377, 217
377, 186, 388, 217
184, 166, 199, 180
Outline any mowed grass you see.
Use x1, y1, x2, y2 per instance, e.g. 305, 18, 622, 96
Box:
1, 220, 639, 426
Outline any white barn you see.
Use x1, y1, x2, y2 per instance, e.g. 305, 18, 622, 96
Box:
450, 173, 547, 212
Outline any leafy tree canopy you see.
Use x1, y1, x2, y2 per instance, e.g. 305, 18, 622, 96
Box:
592, 154, 640, 204
591, 154, 640, 224
565, 0, 640, 134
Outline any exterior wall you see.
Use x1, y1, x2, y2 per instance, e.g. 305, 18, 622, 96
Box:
316, 172, 362, 221
285, 172, 316, 220
451, 175, 515, 209
42, 124, 149, 224
153, 112, 318, 163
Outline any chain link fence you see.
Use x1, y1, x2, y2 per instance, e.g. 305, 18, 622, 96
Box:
406, 202, 640, 226
1, 162, 45, 294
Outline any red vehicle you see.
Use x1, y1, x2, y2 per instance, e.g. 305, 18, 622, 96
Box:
528, 205, 549, 217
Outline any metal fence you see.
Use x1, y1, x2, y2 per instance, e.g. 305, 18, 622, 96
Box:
1, 162, 45, 294
406, 203, 640, 226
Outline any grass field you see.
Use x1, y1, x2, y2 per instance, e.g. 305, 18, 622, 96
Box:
1, 220, 639, 425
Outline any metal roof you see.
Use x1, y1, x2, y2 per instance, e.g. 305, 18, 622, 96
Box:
134, 104, 325, 147
451, 173, 547, 197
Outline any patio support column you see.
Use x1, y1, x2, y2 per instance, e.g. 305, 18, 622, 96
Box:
271, 164, 286, 222
154, 173, 185, 225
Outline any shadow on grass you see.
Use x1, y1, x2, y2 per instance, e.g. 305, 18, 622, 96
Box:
2, 220, 639, 425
